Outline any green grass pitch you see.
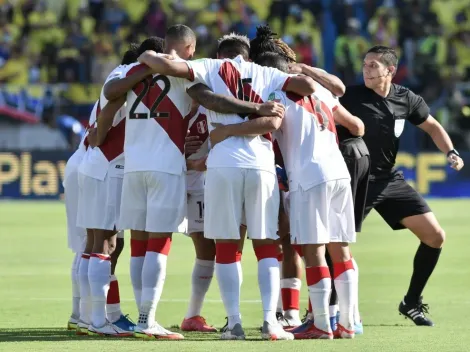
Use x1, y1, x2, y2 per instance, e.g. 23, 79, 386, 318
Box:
1, 200, 469, 351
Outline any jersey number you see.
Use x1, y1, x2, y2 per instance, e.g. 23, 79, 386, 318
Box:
129, 75, 171, 119
309, 94, 332, 131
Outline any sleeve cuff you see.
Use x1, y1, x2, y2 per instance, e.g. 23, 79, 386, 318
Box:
281, 77, 292, 91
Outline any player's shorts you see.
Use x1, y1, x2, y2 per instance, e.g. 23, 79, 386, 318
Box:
290, 179, 356, 245
77, 173, 123, 231
187, 189, 204, 235
364, 172, 431, 230
340, 137, 370, 232
119, 171, 187, 233
204, 167, 279, 240
64, 168, 86, 253
281, 191, 291, 217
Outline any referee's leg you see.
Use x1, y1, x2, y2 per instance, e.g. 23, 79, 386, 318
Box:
374, 178, 444, 327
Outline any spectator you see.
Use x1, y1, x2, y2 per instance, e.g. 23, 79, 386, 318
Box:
145, 0, 167, 37
293, 33, 319, 67
103, 0, 128, 34
0, 44, 28, 84
57, 36, 81, 83
89, 0, 105, 25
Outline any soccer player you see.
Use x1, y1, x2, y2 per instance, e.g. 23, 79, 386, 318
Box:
340, 45, 464, 326
212, 52, 358, 339
137, 33, 319, 341
104, 26, 286, 340
75, 45, 151, 336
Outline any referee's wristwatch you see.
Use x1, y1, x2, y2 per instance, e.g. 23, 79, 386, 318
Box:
447, 149, 460, 158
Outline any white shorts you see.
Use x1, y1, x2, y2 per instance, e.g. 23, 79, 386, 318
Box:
281, 191, 290, 218
187, 189, 204, 235
76, 173, 123, 231
119, 171, 187, 233
64, 169, 86, 253
290, 179, 356, 245
204, 168, 279, 240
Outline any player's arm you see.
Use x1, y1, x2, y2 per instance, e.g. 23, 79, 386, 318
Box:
289, 63, 346, 97
417, 115, 464, 170
137, 51, 193, 79
333, 104, 364, 137
283, 75, 316, 96
187, 83, 283, 115
96, 96, 126, 146
103, 65, 153, 101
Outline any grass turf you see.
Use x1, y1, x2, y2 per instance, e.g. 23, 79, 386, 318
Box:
0, 200, 469, 351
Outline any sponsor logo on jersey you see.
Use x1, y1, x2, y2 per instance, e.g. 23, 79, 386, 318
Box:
115, 165, 124, 169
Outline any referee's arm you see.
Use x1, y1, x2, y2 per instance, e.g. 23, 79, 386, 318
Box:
410, 93, 464, 170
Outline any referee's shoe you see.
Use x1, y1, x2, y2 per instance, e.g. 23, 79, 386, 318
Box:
398, 296, 434, 326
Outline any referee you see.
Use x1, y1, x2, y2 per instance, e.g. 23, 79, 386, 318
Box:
340, 45, 464, 327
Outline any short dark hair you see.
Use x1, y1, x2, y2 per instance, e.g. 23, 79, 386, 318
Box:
121, 43, 139, 64
255, 52, 289, 73
165, 24, 196, 43
137, 36, 164, 55
217, 33, 250, 60
366, 45, 398, 68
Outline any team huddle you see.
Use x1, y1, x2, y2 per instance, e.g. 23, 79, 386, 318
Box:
64, 23, 461, 341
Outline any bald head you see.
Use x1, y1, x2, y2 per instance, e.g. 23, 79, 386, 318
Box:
165, 24, 196, 60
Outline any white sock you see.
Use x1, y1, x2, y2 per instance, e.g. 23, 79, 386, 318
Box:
78, 254, 91, 324
130, 239, 146, 310
276, 259, 283, 314
216, 261, 242, 329
71, 252, 81, 319
351, 257, 361, 324
334, 262, 356, 331
258, 257, 280, 324
307, 266, 331, 333
106, 274, 122, 323
329, 304, 339, 318
88, 254, 111, 328
139, 251, 167, 328
185, 259, 214, 319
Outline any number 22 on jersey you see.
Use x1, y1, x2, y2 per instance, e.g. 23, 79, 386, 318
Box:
129, 75, 171, 120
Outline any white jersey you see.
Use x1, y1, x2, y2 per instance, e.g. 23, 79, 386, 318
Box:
272, 82, 350, 192
63, 102, 98, 185
78, 66, 127, 180
186, 106, 209, 191
187, 55, 291, 174
118, 61, 197, 175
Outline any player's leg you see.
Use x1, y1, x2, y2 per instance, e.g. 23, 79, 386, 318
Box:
134, 171, 186, 339
130, 230, 148, 309
325, 249, 339, 329
246, 169, 293, 341
374, 178, 443, 326
77, 229, 94, 335
205, 168, 245, 340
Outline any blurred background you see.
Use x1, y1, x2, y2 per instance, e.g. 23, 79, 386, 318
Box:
0, 0, 469, 199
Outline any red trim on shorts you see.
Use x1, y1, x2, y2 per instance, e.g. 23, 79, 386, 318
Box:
281, 77, 292, 91
282, 288, 300, 310
130, 239, 148, 257
306, 266, 330, 286
277, 252, 284, 262
107, 279, 120, 304
215, 243, 242, 264
292, 245, 303, 257
147, 237, 172, 256
254, 244, 278, 262
81, 253, 90, 259
90, 253, 111, 261
333, 259, 354, 279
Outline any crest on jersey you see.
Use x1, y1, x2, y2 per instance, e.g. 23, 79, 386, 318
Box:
394, 119, 405, 137
197, 120, 207, 134
268, 92, 281, 103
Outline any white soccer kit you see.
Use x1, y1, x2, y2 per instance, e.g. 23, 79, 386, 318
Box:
76, 65, 127, 231
64, 104, 97, 252
186, 107, 209, 235
117, 62, 197, 233
272, 83, 355, 244
188, 56, 292, 240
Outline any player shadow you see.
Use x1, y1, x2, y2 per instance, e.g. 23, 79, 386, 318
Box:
0, 328, 136, 342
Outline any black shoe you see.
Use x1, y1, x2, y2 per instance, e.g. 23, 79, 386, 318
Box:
399, 296, 434, 326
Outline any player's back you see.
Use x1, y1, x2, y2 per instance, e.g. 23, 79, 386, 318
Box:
191, 55, 291, 174
121, 62, 194, 176
186, 106, 209, 192
274, 83, 350, 191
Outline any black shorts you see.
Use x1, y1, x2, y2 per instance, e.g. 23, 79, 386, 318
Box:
340, 137, 370, 232
364, 173, 432, 230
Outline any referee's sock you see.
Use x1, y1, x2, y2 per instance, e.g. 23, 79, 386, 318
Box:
404, 242, 442, 304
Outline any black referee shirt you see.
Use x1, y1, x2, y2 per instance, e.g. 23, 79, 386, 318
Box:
339, 84, 430, 179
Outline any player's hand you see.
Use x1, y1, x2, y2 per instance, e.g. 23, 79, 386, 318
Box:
185, 131, 203, 156
187, 156, 207, 171
288, 63, 304, 74
448, 154, 464, 171
209, 123, 230, 147
137, 50, 158, 64
256, 101, 285, 118
87, 128, 98, 147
